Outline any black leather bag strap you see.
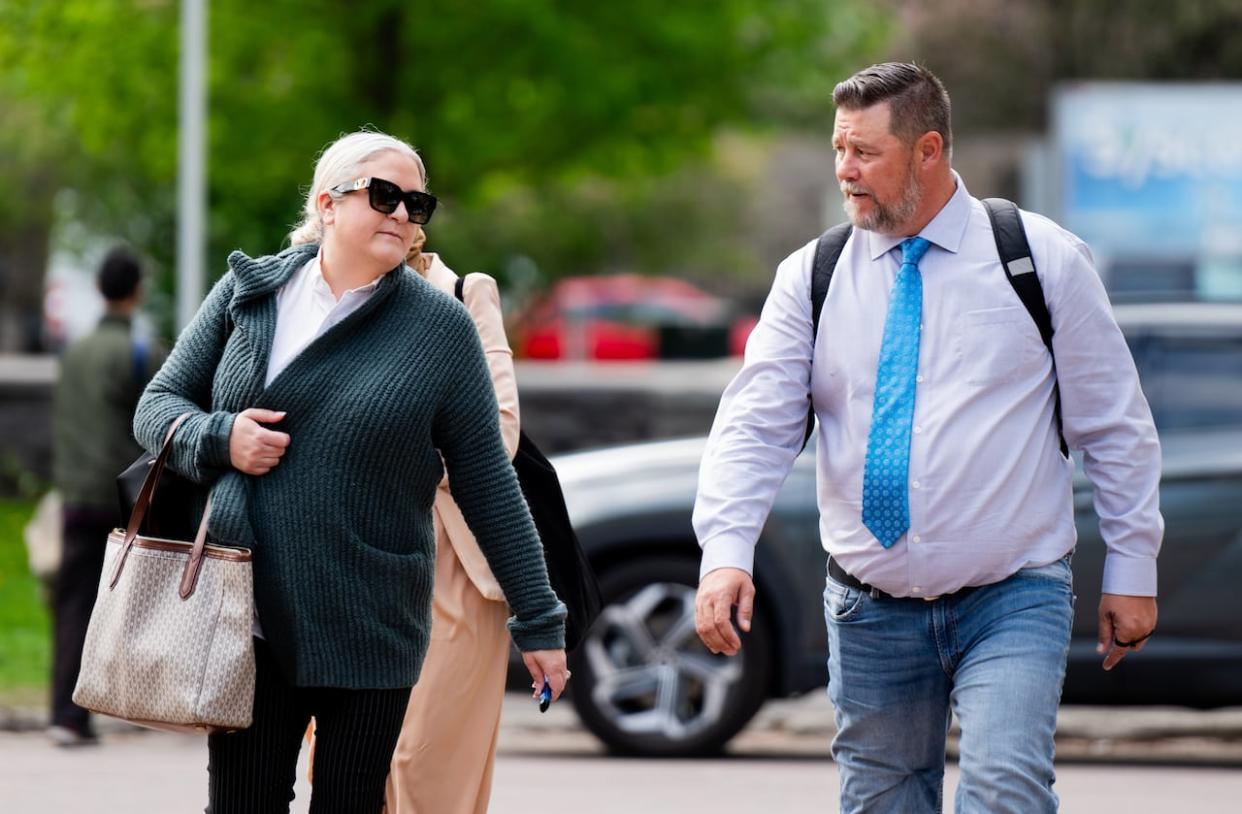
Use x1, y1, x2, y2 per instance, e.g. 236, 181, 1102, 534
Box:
452, 273, 602, 650
981, 197, 1067, 457
804, 222, 853, 450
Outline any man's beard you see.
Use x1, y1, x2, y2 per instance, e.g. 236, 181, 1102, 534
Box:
842, 159, 922, 235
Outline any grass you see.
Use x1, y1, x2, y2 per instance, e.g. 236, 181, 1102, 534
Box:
0, 498, 50, 706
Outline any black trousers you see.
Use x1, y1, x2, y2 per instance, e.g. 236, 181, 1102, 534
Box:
207, 638, 412, 814
50, 505, 116, 732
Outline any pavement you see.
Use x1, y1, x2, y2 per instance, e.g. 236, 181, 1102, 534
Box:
6, 692, 1242, 764
6, 722, 1242, 814
497, 691, 1242, 764
3, 693, 1241, 813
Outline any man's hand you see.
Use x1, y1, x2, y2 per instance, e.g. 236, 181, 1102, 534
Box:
229, 408, 290, 475
695, 567, 755, 656
1097, 594, 1158, 671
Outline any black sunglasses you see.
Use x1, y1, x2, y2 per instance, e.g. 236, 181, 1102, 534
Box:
330, 177, 438, 225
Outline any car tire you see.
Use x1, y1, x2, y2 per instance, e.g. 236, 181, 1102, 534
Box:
569, 555, 772, 756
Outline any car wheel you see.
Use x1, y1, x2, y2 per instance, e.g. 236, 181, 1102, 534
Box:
570, 555, 772, 756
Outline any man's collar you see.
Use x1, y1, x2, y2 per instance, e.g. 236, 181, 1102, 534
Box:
866, 171, 972, 261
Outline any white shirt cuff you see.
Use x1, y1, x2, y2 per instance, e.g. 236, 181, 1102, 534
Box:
699, 537, 757, 582
1101, 553, 1158, 597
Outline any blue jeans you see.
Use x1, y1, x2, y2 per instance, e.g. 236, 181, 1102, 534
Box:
824, 555, 1074, 814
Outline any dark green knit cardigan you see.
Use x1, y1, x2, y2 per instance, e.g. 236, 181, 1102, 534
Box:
133, 244, 566, 688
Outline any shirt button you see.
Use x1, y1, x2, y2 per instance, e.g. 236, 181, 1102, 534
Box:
913, 425, 922, 434
912, 481, 921, 489
912, 535, 921, 543
916, 375, 924, 383
912, 586, 922, 593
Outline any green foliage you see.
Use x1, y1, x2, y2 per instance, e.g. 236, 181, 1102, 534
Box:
0, 500, 50, 698
895, 0, 1242, 134
0, 454, 48, 501
428, 142, 766, 298
0, 0, 889, 337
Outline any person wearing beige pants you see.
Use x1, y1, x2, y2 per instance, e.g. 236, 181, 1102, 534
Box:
304, 232, 556, 810
384, 234, 525, 813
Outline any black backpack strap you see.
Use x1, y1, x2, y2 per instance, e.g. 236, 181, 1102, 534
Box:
804, 222, 853, 450
981, 197, 1068, 457
454, 275, 466, 302
131, 339, 149, 384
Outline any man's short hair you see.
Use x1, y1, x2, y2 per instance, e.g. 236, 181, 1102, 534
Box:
833, 62, 952, 154
97, 247, 142, 302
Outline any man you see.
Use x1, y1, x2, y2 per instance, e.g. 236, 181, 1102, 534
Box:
693, 63, 1160, 813
49, 247, 164, 746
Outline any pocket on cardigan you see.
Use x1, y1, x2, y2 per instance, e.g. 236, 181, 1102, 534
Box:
340, 531, 436, 632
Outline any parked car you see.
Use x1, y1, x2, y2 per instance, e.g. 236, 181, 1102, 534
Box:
545, 302, 1242, 756
510, 274, 749, 360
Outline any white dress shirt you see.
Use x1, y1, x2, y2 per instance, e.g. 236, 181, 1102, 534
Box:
694, 173, 1163, 598
265, 252, 381, 387
253, 251, 382, 636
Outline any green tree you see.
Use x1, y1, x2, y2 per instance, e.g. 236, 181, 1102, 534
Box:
0, 0, 889, 343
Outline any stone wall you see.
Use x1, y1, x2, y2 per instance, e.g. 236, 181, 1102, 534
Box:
0, 356, 739, 494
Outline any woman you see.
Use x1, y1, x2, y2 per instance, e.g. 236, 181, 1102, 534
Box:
381, 228, 523, 813
133, 131, 568, 813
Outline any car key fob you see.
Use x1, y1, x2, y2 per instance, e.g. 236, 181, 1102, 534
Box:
538, 677, 552, 713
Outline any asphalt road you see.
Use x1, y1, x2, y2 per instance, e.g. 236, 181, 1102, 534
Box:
2, 694, 1241, 813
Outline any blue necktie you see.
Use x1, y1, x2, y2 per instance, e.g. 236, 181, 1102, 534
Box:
862, 236, 931, 548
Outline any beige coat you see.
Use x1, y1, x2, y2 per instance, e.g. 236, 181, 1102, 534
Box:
422, 253, 518, 601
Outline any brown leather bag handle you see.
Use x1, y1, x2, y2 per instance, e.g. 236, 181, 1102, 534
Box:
179, 494, 214, 599
109, 412, 213, 595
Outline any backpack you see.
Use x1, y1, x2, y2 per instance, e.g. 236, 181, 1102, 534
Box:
454, 276, 603, 652
803, 198, 1066, 456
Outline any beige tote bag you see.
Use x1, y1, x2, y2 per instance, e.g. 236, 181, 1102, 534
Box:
73, 413, 255, 732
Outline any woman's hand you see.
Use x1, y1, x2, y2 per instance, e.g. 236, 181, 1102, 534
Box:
521, 649, 570, 703
229, 408, 290, 475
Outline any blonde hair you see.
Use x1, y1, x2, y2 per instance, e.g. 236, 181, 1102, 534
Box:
406, 225, 431, 275
288, 130, 427, 246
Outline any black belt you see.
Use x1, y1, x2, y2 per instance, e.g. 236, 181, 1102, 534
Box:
827, 556, 977, 602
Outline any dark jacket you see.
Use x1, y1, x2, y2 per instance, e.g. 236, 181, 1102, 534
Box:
53, 314, 163, 510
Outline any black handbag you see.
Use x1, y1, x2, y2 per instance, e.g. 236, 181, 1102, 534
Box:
454, 276, 602, 651
117, 413, 202, 541
511, 429, 602, 652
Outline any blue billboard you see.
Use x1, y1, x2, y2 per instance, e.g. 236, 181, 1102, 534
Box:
1053, 83, 1242, 299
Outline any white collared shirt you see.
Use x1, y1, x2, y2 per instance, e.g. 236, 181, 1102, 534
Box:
694, 173, 1163, 598
265, 252, 381, 387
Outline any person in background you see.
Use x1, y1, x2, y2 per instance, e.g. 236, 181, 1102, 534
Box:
49, 247, 164, 746
382, 226, 528, 813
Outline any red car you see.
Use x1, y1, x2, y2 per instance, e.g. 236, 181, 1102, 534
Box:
512, 274, 751, 360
